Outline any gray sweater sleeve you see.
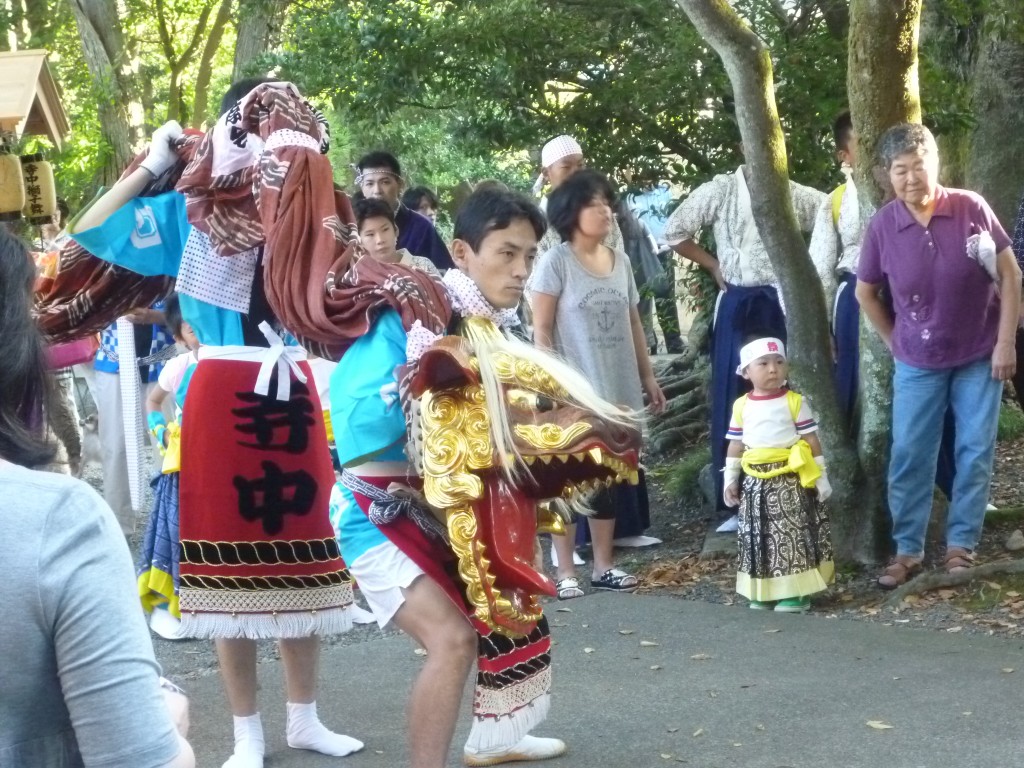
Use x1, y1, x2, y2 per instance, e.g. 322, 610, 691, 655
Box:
40, 483, 180, 768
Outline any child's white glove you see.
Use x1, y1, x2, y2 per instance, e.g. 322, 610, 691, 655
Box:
723, 457, 742, 508
140, 120, 184, 177
813, 455, 832, 502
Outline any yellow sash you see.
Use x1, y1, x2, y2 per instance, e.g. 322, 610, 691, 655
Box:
161, 422, 181, 474
741, 440, 820, 488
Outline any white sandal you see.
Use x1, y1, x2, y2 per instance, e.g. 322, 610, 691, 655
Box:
555, 577, 584, 600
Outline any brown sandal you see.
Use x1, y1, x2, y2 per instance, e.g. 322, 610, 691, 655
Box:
943, 547, 976, 573
877, 556, 922, 590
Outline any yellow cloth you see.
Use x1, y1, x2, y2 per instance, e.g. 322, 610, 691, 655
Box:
741, 439, 820, 488
161, 422, 181, 474
323, 409, 335, 445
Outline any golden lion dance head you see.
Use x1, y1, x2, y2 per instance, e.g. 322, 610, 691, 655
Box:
409, 317, 643, 636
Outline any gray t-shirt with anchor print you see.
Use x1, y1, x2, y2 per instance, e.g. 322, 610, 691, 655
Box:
531, 242, 644, 412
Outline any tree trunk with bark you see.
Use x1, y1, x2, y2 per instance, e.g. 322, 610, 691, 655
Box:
232, 0, 289, 81
847, 0, 924, 562
672, 0, 863, 561
193, 0, 234, 128
965, 1, 1024, 230
67, 0, 134, 185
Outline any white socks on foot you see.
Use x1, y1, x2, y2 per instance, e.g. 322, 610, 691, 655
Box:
223, 713, 264, 768
286, 701, 364, 756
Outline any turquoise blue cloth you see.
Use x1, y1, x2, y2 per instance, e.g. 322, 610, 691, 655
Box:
71, 191, 246, 347
328, 309, 409, 562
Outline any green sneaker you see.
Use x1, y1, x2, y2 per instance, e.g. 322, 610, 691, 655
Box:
748, 600, 774, 610
774, 597, 810, 613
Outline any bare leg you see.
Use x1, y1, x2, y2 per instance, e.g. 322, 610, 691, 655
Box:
279, 636, 319, 703
588, 517, 617, 576
216, 638, 258, 716
551, 523, 578, 583
392, 575, 477, 768
215, 639, 263, 768
279, 636, 363, 756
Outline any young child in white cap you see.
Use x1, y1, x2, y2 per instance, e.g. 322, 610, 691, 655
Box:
723, 337, 835, 612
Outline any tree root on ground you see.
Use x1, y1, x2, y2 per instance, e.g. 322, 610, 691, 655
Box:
882, 559, 1024, 607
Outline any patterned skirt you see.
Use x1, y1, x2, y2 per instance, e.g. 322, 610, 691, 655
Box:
177, 351, 354, 639
736, 462, 834, 602
137, 471, 181, 617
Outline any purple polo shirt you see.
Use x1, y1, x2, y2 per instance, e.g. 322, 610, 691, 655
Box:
859, 186, 1011, 370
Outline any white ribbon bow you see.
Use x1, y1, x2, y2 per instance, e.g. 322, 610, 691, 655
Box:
254, 321, 308, 401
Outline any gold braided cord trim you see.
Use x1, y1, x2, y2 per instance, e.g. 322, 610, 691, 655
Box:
473, 667, 552, 717
179, 537, 343, 567
179, 582, 354, 615
179, 571, 349, 591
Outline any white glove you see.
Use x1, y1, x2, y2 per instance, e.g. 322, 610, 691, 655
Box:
140, 120, 184, 177
723, 457, 742, 507
813, 455, 832, 503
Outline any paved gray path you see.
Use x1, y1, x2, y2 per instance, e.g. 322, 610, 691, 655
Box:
180, 594, 1023, 768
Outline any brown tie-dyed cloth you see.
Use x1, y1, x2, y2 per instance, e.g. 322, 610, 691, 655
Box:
33, 134, 204, 343
176, 83, 451, 360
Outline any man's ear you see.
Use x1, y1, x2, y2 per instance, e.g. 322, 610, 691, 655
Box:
451, 238, 471, 270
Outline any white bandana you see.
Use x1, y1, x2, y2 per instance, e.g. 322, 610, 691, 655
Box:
541, 135, 583, 169
736, 337, 786, 375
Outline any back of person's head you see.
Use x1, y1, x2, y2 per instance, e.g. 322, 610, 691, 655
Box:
164, 293, 184, 339
0, 230, 54, 467
473, 179, 508, 194
402, 186, 439, 211
454, 188, 546, 252
354, 197, 397, 230
833, 111, 853, 153
356, 150, 402, 176
546, 168, 617, 242
219, 77, 279, 117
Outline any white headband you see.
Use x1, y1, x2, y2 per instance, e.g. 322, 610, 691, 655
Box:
736, 337, 786, 375
541, 135, 583, 169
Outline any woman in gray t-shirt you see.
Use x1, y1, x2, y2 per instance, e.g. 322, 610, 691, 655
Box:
531, 170, 666, 599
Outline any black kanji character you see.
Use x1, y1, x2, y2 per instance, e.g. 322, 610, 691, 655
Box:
234, 461, 317, 535
232, 382, 315, 454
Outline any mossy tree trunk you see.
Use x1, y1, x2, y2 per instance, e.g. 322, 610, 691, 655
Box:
847, 0, 924, 563
672, 0, 863, 560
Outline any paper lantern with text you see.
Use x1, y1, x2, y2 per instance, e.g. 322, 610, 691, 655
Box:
0, 148, 25, 221
21, 153, 56, 225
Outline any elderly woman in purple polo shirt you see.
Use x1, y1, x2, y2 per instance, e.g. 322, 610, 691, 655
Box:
856, 123, 1022, 589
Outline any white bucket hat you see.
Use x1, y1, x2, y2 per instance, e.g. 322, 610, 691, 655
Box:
736, 337, 786, 375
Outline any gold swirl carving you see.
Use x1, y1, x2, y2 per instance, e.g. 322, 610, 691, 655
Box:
514, 421, 592, 451
446, 504, 494, 625
420, 387, 492, 509
492, 352, 568, 400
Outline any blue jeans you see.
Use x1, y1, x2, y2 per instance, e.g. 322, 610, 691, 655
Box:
889, 358, 1002, 558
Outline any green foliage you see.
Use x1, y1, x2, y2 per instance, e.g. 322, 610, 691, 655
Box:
277, 0, 849, 195
663, 446, 711, 502
997, 402, 1024, 442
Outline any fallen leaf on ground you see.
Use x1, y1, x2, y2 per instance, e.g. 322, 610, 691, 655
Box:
690, 653, 713, 660
413, 648, 427, 656
583, 647, 595, 654
555, 607, 572, 613
661, 754, 673, 760
763, 629, 781, 634
866, 721, 894, 730
1002, 668, 1015, 673
946, 626, 963, 633
692, 728, 704, 737
667, 727, 679, 733
619, 629, 635, 635
640, 640, 660, 647
650, 665, 662, 670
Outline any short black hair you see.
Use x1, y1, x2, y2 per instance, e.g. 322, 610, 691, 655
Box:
546, 168, 617, 243
356, 150, 402, 176
354, 197, 396, 230
454, 189, 546, 252
833, 111, 853, 152
164, 293, 184, 339
0, 229, 55, 467
402, 186, 439, 211
219, 77, 278, 117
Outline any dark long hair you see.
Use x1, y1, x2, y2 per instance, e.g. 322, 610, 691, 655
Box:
0, 230, 55, 467
546, 168, 617, 243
